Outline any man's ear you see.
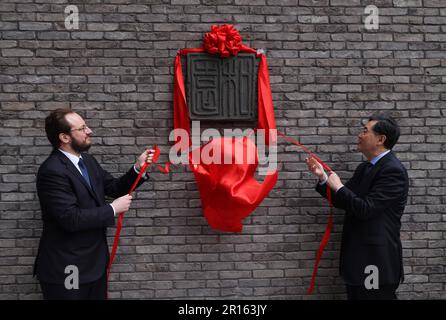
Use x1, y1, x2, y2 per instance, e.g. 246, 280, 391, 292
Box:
59, 132, 70, 145
378, 134, 387, 146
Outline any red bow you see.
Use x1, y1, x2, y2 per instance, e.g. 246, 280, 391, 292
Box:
203, 24, 243, 58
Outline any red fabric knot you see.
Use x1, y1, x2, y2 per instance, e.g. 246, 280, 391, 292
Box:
203, 24, 243, 58
189, 136, 278, 233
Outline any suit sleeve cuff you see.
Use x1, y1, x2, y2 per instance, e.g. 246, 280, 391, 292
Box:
318, 173, 328, 185
110, 204, 116, 217
133, 164, 149, 180
334, 185, 349, 200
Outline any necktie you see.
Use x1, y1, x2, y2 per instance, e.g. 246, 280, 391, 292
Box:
363, 161, 374, 177
78, 158, 92, 188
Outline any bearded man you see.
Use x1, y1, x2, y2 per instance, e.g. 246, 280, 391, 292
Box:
34, 108, 154, 300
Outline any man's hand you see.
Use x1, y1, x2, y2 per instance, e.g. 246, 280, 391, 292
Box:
135, 148, 155, 171
306, 157, 327, 181
111, 194, 133, 214
327, 172, 344, 192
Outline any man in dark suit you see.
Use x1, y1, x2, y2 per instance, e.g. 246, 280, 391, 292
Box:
306, 113, 409, 300
34, 108, 154, 300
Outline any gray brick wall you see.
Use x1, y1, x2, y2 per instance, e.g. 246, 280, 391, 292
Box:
1, 0, 445, 299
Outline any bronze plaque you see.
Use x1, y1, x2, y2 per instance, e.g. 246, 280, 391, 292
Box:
186, 53, 258, 121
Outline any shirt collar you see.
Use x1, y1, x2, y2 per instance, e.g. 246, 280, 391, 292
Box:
58, 148, 82, 166
370, 149, 391, 165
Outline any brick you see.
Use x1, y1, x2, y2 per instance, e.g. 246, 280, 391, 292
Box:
0, 0, 445, 301
2, 49, 33, 57
253, 269, 284, 278
235, 0, 265, 4
394, 0, 422, 6
135, 14, 168, 23
19, 22, 52, 31
71, 32, 104, 40
86, 23, 118, 32
424, 0, 444, 7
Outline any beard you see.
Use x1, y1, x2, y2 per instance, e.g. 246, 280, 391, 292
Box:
70, 136, 92, 153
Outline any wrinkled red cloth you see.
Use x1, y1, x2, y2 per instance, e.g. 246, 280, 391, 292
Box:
189, 137, 278, 232
174, 25, 333, 294
174, 43, 277, 233
108, 25, 333, 296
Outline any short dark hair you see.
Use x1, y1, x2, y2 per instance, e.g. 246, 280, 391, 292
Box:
45, 108, 74, 149
368, 113, 400, 149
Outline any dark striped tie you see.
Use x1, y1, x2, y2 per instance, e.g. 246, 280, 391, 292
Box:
78, 158, 92, 188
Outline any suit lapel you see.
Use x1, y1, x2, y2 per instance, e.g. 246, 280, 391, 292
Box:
358, 151, 394, 193
56, 150, 100, 204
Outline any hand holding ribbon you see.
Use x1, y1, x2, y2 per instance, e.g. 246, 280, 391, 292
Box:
306, 156, 327, 181
135, 148, 156, 171
107, 145, 161, 284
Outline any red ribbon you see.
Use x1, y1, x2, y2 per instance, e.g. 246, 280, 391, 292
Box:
107, 139, 332, 296
107, 25, 334, 296
174, 44, 278, 230
277, 131, 333, 295
189, 137, 278, 232
174, 26, 334, 294
106, 146, 161, 294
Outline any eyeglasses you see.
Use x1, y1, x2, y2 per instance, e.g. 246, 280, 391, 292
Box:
70, 125, 90, 133
360, 127, 369, 134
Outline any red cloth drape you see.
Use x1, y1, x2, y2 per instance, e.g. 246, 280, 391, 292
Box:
173, 30, 334, 293
174, 46, 278, 233
108, 25, 334, 296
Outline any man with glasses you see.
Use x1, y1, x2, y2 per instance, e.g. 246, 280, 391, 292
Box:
306, 113, 409, 299
34, 108, 155, 300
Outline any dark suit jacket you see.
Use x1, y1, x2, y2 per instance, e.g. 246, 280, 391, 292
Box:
316, 151, 409, 286
34, 149, 146, 284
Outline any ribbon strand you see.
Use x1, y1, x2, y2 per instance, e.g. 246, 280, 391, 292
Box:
107, 24, 335, 295
106, 146, 161, 298
106, 134, 334, 297
277, 131, 334, 295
